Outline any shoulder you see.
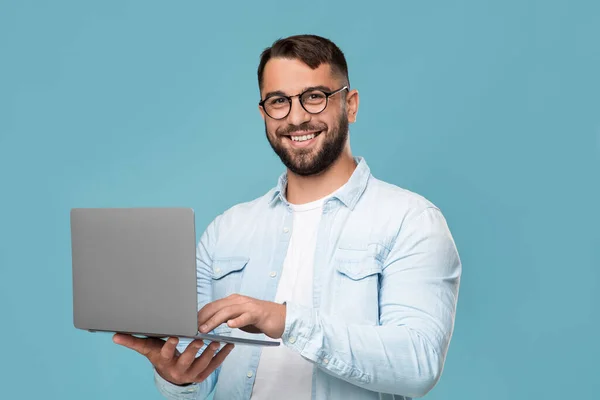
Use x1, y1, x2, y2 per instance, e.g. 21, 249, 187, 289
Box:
359, 176, 458, 260
363, 176, 440, 219
210, 187, 278, 232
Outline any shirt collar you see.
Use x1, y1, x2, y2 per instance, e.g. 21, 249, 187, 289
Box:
268, 156, 371, 210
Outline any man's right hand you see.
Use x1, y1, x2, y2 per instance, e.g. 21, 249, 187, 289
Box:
113, 333, 234, 386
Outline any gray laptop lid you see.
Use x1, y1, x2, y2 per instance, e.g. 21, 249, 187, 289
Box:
70, 208, 198, 337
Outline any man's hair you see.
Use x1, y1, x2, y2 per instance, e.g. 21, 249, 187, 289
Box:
257, 34, 350, 92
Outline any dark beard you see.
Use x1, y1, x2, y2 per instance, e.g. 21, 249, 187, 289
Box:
265, 112, 349, 176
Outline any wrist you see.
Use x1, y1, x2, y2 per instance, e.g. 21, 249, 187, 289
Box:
155, 368, 194, 387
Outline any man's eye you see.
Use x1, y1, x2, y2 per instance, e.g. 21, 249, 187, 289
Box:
268, 97, 285, 105
303, 92, 326, 104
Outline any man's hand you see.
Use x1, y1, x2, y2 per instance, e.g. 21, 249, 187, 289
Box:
113, 334, 234, 386
198, 294, 286, 339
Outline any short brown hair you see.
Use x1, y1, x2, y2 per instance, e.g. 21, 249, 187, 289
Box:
257, 34, 350, 92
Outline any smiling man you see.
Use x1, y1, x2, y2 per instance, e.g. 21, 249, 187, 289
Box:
114, 34, 462, 400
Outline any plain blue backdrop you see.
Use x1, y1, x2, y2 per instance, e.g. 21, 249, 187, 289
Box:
1, 1, 599, 399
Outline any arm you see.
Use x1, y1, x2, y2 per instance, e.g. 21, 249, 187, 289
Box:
281, 207, 462, 398
153, 215, 224, 399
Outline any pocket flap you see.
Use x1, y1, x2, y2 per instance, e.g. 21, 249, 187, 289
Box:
211, 257, 249, 280
335, 258, 382, 281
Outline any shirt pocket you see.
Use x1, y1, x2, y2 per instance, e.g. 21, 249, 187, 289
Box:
333, 248, 382, 324
211, 257, 249, 299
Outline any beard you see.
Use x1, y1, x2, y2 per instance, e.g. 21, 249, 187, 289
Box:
265, 111, 349, 176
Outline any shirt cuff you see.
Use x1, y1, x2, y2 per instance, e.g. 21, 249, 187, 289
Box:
281, 301, 317, 355
281, 301, 370, 383
154, 368, 201, 399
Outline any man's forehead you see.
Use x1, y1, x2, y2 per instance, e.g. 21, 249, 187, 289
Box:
261, 58, 337, 95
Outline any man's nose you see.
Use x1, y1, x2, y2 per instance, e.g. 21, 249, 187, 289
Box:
287, 97, 311, 126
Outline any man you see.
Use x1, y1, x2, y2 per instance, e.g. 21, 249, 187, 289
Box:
113, 34, 462, 400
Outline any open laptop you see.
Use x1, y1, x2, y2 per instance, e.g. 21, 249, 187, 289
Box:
70, 207, 279, 347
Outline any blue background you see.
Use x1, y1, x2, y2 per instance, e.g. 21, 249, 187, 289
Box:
1, 1, 599, 399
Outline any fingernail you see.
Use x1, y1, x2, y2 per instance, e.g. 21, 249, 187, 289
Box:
200, 324, 209, 332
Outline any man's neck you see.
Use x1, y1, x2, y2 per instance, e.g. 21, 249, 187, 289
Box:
285, 152, 357, 205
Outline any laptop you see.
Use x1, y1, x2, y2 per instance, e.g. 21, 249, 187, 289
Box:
70, 207, 279, 347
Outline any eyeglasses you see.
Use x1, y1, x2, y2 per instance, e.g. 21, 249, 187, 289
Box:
259, 85, 348, 120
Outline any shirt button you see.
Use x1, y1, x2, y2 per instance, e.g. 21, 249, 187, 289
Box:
215, 267, 221, 273
283, 227, 289, 233
289, 336, 296, 344
323, 358, 329, 364
270, 271, 277, 278
247, 371, 254, 378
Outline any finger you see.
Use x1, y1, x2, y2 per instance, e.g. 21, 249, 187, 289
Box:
157, 337, 179, 364
199, 303, 250, 333
226, 312, 257, 330
113, 334, 163, 357
194, 343, 235, 383
174, 339, 204, 371
186, 341, 222, 379
197, 294, 249, 329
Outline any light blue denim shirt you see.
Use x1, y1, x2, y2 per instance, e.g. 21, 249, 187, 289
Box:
154, 157, 461, 400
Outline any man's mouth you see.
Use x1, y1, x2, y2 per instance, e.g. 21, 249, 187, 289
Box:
284, 131, 323, 143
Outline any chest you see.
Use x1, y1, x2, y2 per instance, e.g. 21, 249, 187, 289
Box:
210, 204, 391, 326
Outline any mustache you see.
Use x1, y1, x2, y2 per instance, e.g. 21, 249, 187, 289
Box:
277, 122, 327, 136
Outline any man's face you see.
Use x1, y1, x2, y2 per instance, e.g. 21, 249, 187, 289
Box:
259, 58, 353, 176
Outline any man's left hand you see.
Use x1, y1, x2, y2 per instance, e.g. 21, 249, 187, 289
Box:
197, 294, 286, 339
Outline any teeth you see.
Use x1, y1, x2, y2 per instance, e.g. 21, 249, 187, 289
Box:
291, 133, 316, 142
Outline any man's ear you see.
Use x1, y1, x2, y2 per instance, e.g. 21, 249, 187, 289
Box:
346, 89, 359, 123
258, 105, 266, 121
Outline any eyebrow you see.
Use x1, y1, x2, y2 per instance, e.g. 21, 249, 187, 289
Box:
263, 85, 333, 100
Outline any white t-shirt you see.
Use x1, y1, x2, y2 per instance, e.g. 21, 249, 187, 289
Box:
250, 195, 326, 399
